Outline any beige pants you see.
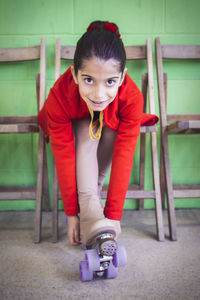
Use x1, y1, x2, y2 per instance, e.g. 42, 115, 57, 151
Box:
72, 117, 121, 245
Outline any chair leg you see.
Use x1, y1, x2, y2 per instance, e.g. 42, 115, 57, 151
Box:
52, 160, 59, 242
160, 136, 166, 209
34, 131, 44, 243
162, 130, 177, 241
138, 133, 145, 210
150, 132, 165, 241
43, 142, 50, 212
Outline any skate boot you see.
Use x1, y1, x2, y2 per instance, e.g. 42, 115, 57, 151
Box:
79, 232, 127, 281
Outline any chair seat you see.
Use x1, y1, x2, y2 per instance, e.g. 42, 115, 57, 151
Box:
167, 120, 200, 134
101, 185, 156, 199
173, 188, 200, 198
0, 123, 39, 133
58, 184, 157, 199
0, 116, 39, 133
140, 125, 158, 133
0, 186, 36, 200
173, 184, 200, 198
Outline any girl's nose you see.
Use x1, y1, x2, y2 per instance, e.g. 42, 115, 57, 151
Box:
93, 85, 105, 101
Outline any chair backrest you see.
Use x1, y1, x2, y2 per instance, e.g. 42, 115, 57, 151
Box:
55, 38, 156, 117
0, 38, 46, 112
125, 40, 155, 115
155, 37, 200, 126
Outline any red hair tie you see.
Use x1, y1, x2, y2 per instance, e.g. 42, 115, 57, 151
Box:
87, 25, 100, 31
104, 22, 121, 39
87, 22, 121, 39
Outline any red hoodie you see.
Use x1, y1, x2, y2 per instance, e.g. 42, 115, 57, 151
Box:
38, 67, 158, 220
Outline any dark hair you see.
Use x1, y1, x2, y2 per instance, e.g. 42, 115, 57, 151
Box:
73, 21, 126, 75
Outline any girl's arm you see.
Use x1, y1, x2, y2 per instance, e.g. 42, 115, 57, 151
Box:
44, 88, 79, 216
104, 91, 143, 220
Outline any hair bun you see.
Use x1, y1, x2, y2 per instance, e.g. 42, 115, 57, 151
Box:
87, 25, 99, 31
87, 21, 121, 39
104, 22, 121, 38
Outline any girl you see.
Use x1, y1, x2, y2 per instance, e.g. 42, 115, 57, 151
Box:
38, 21, 158, 253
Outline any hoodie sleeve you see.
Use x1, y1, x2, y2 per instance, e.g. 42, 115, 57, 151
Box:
43, 88, 79, 216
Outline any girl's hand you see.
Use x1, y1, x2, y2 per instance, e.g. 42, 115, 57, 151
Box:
67, 215, 81, 246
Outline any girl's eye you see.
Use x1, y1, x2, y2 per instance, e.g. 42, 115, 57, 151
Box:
107, 79, 116, 86
84, 77, 93, 85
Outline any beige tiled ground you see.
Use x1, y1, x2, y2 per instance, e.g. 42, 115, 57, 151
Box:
0, 209, 200, 300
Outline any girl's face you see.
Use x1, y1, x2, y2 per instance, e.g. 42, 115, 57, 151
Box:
71, 57, 126, 111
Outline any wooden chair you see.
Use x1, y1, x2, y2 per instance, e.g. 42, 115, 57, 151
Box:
0, 39, 50, 243
52, 38, 164, 242
155, 37, 200, 241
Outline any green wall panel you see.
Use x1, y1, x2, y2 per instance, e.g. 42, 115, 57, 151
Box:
156, 35, 200, 44
74, 0, 102, 33
74, 0, 164, 34
0, 37, 29, 48
0, 61, 39, 82
166, 0, 200, 34
169, 135, 200, 169
163, 60, 200, 80
101, 0, 164, 34
0, 0, 74, 35
167, 80, 200, 114
0, 134, 38, 185
0, 81, 37, 115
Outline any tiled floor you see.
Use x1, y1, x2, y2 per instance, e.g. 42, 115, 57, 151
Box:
0, 209, 200, 300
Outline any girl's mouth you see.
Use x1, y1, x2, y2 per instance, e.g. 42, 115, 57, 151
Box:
90, 99, 108, 105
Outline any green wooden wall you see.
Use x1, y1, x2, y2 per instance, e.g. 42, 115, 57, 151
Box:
0, 0, 200, 211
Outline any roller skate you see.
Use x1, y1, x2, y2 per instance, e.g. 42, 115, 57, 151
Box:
79, 233, 127, 281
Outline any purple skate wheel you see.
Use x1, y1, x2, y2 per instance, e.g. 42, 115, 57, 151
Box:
82, 243, 92, 250
105, 261, 118, 279
113, 245, 127, 267
85, 249, 100, 272
66, 216, 68, 226
82, 243, 87, 250
79, 261, 93, 281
